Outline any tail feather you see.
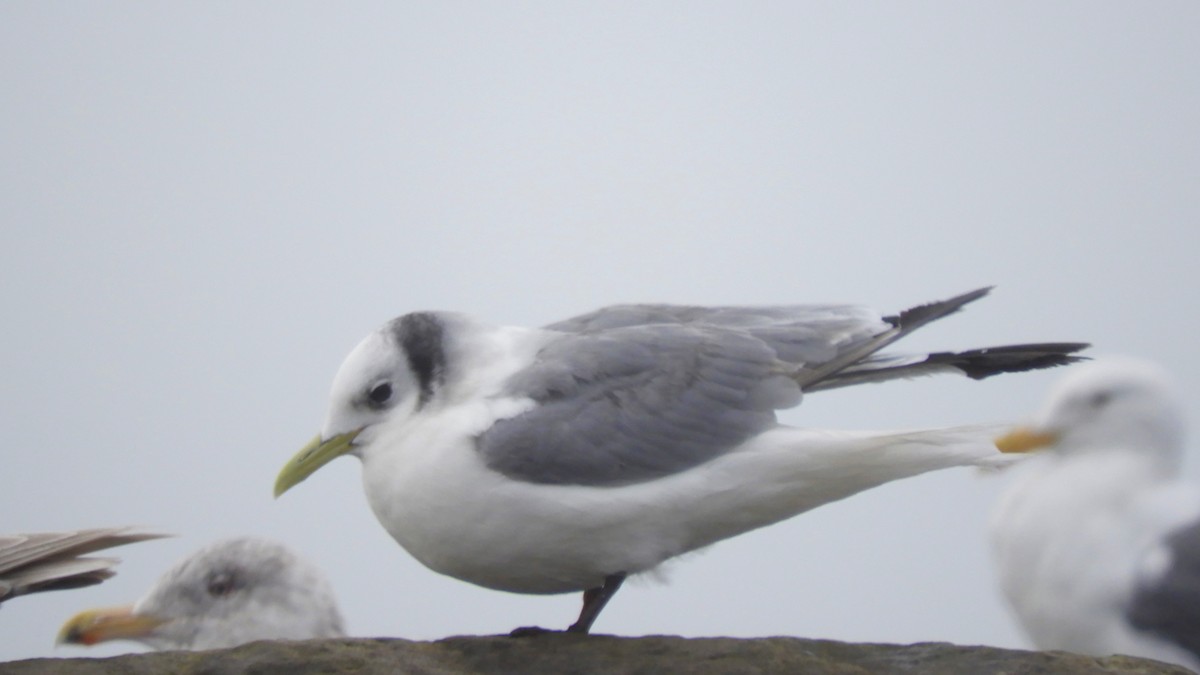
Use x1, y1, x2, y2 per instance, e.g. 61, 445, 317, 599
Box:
878, 424, 1027, 470
884, 286, 993, 334
763, 423, 1022, 486
930, 343, 1090, 380
726, 424, 1022, 529
799, 287, 1090, 391
806, 342, 1090, 392
793, 288, 994, 389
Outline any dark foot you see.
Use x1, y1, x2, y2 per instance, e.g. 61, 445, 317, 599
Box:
509, 625, 557, 637
510, 572, 628, 637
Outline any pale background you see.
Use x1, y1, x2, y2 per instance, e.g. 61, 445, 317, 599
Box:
2, 1, 1197, 663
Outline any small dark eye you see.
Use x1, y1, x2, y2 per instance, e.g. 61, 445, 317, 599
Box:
206, 571, 238, 598
368, 382, 393, 406
1089, 391, 1114, 408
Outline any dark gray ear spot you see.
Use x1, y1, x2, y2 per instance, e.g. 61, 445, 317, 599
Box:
1088, 390, 1114, 409
393, 313, 446, 407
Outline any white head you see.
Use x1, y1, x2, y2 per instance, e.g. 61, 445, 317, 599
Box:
998, 357, 1186, 472
275, 312, 466, 496
59, 537, 344, 650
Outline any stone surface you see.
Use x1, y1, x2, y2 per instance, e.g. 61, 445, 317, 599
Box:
1, 634, 1193, 674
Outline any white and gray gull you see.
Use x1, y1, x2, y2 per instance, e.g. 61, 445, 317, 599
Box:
0, 527, 166, 606
274, 286, 1087, 634
991, 358, 1200, 671
57, 537, 344, 650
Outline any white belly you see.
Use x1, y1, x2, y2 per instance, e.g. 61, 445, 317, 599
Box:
361, 432, 694, 593
360, 412, 1009, 594
990, 453, 1200, 665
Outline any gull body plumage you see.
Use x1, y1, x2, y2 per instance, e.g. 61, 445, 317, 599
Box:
277, 287, 1087, 632
991, 358, 1200, 671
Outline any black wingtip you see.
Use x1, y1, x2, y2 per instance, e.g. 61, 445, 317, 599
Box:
931, 342, 1092, 380
884, 286, 994, 330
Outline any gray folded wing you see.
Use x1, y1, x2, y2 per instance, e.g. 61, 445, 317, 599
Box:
1126, 518, 1200, 661
481, 322, 791, 486
479, 288, 1086, 488
0, 528, 168, 604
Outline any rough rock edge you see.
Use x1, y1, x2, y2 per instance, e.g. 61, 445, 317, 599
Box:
2, 634, 1193, 674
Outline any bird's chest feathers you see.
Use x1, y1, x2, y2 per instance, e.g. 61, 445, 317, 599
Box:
1000, 454, 1157, 539
358, 399, 539, 555
995, 455, 1171, 624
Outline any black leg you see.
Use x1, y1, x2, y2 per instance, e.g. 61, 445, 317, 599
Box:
508, 572, 628, 637
566, 572, 626, 634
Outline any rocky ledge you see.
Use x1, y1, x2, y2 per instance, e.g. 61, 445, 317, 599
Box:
1, 634, 1191, 674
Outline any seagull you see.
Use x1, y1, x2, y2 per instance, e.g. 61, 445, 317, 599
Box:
58, 537, 344, 650
0, 528, 166, 606
274, 286, 1087, 634
990, 357, 1200, 671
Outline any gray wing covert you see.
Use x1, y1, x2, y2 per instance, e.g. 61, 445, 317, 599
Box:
476, 323, 803, 487
546, 303, 888, 371
1126, 518, 1200, 661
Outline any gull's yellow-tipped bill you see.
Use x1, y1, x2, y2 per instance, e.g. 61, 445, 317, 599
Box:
57, 605, 167, 646
995, 427, 1059, 453
274, 430, 362, 498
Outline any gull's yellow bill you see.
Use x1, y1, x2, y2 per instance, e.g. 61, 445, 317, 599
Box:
274, 429, 362, 498
58, 605, 166, 646
995, 427, 1058, 454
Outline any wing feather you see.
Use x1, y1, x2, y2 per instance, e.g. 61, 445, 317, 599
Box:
477, 288, 1084, 487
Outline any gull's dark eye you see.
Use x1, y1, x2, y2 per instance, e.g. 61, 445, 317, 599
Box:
205, 571, 239, 598
368, 382, 393, 407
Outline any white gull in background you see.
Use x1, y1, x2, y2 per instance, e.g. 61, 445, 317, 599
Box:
0, 528, 166, 606
58, 537, 343, 650
991, 357, 1200, 671
275, 287, 1087, 634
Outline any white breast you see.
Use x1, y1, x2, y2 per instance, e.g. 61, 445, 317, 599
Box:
991, 451, 1200, 662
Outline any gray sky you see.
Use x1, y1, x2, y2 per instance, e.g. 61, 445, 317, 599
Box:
2, 1, 1198, 663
